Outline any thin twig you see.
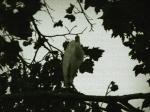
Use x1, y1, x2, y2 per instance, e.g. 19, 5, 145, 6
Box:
18, 54, 30, 70
31, 48, 40, 64
70, 25, 77, 32
32, 18, 63, 54
43, 0, 55, 23
42, 44, 51, 52
31, 17, 87, 56
65, 25, 77, 34
45, 41, 55, 58
43, 27, 87, 38
76, 0, 95, 31
43, 0, 55, 11
45, 40, 63, 53
32, 17, 86, 38
37, 52, 49, 63
101, 82, 112, 107
120, 101, 143, 112
74, 4, 81, 12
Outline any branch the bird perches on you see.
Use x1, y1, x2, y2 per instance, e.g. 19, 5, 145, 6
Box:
0, 91, 149, 112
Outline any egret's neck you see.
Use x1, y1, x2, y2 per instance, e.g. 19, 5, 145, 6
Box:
75, 35, 80, 42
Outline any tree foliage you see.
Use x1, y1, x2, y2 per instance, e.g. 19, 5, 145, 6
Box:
0, 0, 149, 112
82, 0, 150, 77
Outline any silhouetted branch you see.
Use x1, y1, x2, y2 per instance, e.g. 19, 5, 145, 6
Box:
43, 27, 87, 38
43, 0, 55, 23
120, 101, 143, 112
32, 17, 86, 38
31, 48, 40, 64
31, 18, 86, 54
65, 25, 77, 33
101, 81, 113, 108
18, 54, 30, 68
32, 18, 63, 55
0, 91, 149, 112
0, 91, 149, 105
45, 40, 63, 53
76, 0, 95, 31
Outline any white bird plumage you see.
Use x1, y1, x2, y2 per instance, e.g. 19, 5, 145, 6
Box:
63, 35, 84, 88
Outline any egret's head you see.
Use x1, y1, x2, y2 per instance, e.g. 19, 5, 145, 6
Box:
75, 35, 80, 42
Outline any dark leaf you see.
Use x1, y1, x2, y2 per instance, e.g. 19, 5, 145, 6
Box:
51, 51, 58, 55
79, 0, 83, 3
106, 102, 122, 112
34, 38, 47, 49
66, 4, 74, 14
91, 102, 102, 112
147, 79, 150, 86
110, 84, 118, 92
53, 20, 63, 27
23, 38, 33, 46
110, 81, 115, 85
0, 74, 8, 95
64, 14, 75, 22
85, 108, 91, 112
83, 47, 104, 61
10, 41, 22, 53
23, 41, 29, 46
6, 20, 32, 40
84, 0, 95, 10
142, 99, 150, 109
30, 62, 41, 76
44, 55, 50, 61
123, 41, 133, 47
23, 41, 31, 46
94, 0, 107, 13
63, 41, 69, 50
79, 59, 94, 73
133, 64, 144, 76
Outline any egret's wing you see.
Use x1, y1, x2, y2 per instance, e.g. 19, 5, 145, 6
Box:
63, 41, 76, 75
62, 41, 76, 86
75, 42, 84, 61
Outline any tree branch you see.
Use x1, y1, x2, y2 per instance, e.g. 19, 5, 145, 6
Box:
0, 91, 149, 103
31, 48, 40, 64
42, 27, 87, 38
43, 0, 55, 23
31, 17, 87, 54
76, 0, 95, 31
0, 91, 149, 112
120, 101, 143, 112
45, 40, 63, 53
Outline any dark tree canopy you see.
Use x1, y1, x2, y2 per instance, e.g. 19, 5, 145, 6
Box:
82, 0, 150, 77
0, 0, 150, 112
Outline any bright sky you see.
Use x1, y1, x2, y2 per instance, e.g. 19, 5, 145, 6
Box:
23, 0, 150, 109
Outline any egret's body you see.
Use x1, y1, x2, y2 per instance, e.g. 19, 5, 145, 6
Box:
63, 36, 84, 88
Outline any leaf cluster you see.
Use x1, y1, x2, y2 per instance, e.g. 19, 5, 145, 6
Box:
0, 36, 105, 112
82, 0, 150, 84
53, 4, 76, 28
0, 0, 42, 39
0, 37, 22, 69
79, 46, 104, 73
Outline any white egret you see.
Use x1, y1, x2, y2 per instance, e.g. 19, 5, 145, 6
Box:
62, 35, 84, 88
